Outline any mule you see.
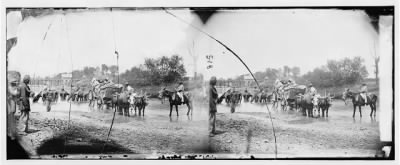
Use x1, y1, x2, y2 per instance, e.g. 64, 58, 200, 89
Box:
160, 89, 192, 116
345, 91, 378, 118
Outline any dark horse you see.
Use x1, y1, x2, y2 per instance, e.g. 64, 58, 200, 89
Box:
345, 91, 378, 118
160, 89, 192, 116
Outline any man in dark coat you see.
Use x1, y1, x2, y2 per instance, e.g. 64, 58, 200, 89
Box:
209, 76, 218, 137
7, 71, 30, 159
19, 75, 31, 132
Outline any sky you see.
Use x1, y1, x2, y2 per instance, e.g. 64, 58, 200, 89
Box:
7, 9, 381, 80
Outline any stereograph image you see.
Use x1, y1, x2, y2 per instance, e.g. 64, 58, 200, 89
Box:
5, 7, 394, 160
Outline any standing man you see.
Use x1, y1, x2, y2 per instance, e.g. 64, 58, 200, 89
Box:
209, 76, 218, 137
19, 75, 32, 133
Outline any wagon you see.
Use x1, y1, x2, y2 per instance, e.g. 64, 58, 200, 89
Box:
281, 85, 306, 110
94, 83, 123, 109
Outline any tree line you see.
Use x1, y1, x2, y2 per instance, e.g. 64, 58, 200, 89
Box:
223, 56, 369, 88
50, 55, 186, 87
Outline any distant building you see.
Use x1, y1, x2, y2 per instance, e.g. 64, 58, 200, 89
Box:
243, 74, 253, 87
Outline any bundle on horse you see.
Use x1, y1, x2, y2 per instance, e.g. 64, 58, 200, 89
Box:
344, 90, 378, 118
160, 89, 192, 116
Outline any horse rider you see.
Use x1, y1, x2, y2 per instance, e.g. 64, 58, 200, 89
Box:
360, 83, 369, 105
176, 82, 185, 104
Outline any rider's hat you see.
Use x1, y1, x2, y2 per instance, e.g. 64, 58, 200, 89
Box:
308, 83, 313, 87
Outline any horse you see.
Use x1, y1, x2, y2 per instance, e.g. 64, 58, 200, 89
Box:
160, 89, 192, 116
242, 92, 252, 102
259, 92, 268, 103
345, 91, 378, 118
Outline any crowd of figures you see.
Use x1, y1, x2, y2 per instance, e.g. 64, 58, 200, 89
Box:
24, 76, 380, 127
215, 79, 378, 118
30, 78, 151, 117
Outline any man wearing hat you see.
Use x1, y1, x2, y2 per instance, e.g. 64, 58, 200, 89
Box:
7, 71, 30, 158
19, 75, 32, 132
209, 76, 218, 137
360, 83, 369, 105
176, 81, 185, 104
123, 81, 133, 94
306, 83, 317, 96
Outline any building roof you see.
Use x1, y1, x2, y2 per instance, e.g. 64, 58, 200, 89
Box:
243, 74, 253, 80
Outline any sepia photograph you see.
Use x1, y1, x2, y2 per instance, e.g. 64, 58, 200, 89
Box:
2, 1, 397, 162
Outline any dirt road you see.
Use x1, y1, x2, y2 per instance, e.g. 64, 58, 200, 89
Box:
210, 100, 380, 158
14, 98, 380, 158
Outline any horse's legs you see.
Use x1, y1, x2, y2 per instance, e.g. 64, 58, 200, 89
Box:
370, 104, 373, 117
186, 103, 190, 115
326, 107, 329, 117
169, 104, 173, 116
352, 105, 356, 118
320, 107, 324, 117
176, 105, 179, 116
142, 105, 145, 116
359, 105, 362, 117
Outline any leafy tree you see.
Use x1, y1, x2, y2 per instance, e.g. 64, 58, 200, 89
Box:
291, 66, 301, 78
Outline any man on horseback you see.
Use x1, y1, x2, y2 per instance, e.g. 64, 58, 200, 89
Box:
176, 82, 185, 104
360, 83, 369, 105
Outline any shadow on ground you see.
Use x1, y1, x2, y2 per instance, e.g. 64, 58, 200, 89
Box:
36, 127, 134, 155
